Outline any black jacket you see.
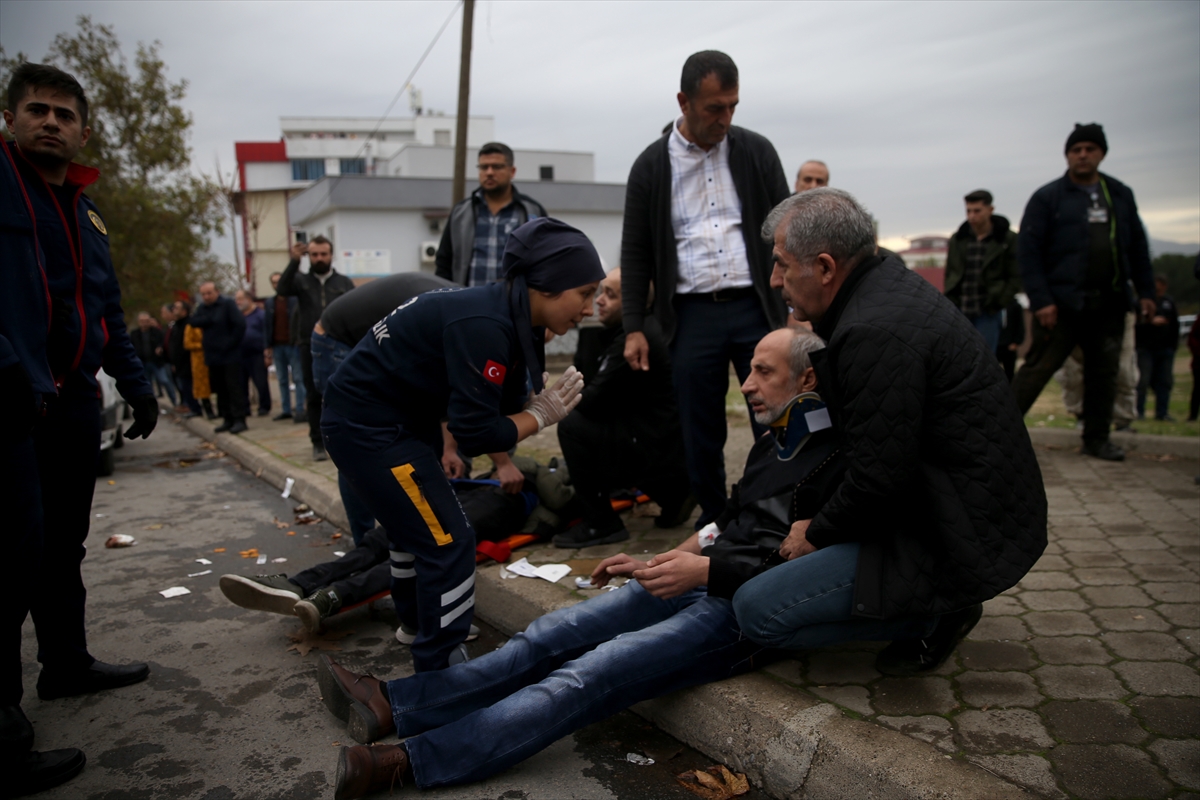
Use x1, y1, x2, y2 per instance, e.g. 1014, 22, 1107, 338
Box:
263, 295, 300, 348
704, 428, 846, 600
571, 316, 683, 471
435, 186, 546, 286
169, 316, 190, 376
1018, 171, 1153, 313
944, 215, 1021, 315
129, 327, 165, 368
1135, 294, 1180, 351
190, 295, 246, 367
276, 259, 357, 343
809, 255, 1047, 619
619, 126, 791, 342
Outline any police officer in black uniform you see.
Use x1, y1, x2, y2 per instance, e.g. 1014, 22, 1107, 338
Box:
319, 218, 604, 673
2, 63, 157, 792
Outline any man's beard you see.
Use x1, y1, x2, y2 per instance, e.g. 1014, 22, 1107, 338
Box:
748, 395, 788, 426
21, 144, 72, 171
482, 181, 510, 199
309, 261, 332, 275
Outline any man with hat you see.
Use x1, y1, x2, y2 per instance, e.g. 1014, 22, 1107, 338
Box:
1012, 123, 1155, 461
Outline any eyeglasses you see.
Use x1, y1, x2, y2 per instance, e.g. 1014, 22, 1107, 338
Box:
477, 164, 510, 172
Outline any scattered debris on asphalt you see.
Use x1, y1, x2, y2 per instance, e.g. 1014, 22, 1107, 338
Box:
143, 523, 163, 530
239, 548, 259, 559
676, 764, 750, 800
625, 753, 655, 766
105, 534, 136, 548
286, 626, 352, 657
282, 477, 295, 498
195, 558, 213, 565
271, 517, 289, 529
256, 554, 268, 565
294, 504, 321, 525
153, 457, 199, 469
187, 570, 212, 577
159, 586, 191, 598
213, 547, 226, 553
272, 557, 287, 563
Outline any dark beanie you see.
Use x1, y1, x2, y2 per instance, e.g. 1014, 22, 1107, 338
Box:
502, 217, 605, 393
1065, 123, 1107, 154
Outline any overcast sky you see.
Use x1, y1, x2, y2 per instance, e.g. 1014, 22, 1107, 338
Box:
3, 0, 1198, 258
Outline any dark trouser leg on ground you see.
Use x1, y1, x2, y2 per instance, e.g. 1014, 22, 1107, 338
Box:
1077, 309, 1125, 443
274, 344, 293, 415
390, 582, 767, 788
1012, 310, 1081, 413
29, 385, 101, 675
670, 295, 769, 527
1, 434, 43, 710
339, 471, 377, 546
243, 354, 271, 414
178, 373, 201, 414
1150, 348, 1176, 419
1190, 360, 1200, 420
556, 413, 626, 533
290, 526, 391, 598
299, 342, 321, 446
323, 413, 474, 671
1136, 348, 1153, 418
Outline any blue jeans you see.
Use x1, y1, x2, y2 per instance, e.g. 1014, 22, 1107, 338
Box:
968, 310, 1003, 355
143, 362, 177, 405
310, 331, 353, 395
271, 344, 305, 415
733, 543, 938, 650
390, 580, 769, 788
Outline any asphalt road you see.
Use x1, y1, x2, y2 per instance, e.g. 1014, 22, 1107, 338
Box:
19, 415, 765, 800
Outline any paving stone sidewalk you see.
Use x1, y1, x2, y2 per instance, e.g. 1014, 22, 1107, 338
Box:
209, 382, 1200, 799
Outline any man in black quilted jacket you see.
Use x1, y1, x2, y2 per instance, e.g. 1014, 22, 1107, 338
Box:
734, 188, 1048, 676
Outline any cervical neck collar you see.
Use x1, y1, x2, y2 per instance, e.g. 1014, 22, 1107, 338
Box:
767, 392, 831, 461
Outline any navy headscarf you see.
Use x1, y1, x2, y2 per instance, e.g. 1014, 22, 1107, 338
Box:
502, 217, 605, 393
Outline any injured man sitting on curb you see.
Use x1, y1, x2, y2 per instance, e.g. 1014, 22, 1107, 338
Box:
317, 326, 855, 798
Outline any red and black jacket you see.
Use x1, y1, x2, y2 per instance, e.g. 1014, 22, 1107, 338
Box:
10, 145, 150, 399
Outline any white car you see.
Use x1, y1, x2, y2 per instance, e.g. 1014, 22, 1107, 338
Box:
96, 369, 130, 477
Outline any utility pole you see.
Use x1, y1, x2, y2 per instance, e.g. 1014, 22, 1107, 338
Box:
451, 0, 475, 204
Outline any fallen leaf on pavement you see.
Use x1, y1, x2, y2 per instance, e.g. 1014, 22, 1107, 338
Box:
331, 532, 342, 540
240, 548, 260, 558
288, 531, 297, 536
286, 627, 353, 657
272, 517, 289, 529
143, 524, 163, 530
676, 765, 749, 800
213, 548, 226, 553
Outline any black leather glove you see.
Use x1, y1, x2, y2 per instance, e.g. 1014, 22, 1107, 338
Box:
124, 394, 159, 440
0, 362, 38, 443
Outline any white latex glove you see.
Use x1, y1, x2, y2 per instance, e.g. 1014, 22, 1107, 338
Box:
526, 366, 584, 432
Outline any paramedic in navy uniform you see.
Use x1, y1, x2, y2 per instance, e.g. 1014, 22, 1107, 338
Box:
320, 218, 604, 672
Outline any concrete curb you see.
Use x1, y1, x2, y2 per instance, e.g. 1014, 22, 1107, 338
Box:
173, 410, 1028, 799
1027, 426, 1199, 459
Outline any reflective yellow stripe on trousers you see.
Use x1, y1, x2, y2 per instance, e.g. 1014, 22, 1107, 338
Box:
391, 464, 453, 546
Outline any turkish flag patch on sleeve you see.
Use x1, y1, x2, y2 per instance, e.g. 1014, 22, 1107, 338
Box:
483, 360, 507, 385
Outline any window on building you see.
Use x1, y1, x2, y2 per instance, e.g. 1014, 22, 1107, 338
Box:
292, 159, 325, 181
340, 158, 366, 175
434, 129, 451, 146
539, 165, 555, 182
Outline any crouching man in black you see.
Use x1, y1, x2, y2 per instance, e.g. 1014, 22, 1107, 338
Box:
311, 327, 844, 797
552, 267, 695, 547
733, 188, 1048, 676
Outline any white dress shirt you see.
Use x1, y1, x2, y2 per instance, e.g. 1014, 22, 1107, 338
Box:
668, 117, 753, 294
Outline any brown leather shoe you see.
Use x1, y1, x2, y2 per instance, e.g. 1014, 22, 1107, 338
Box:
316, 655, 395, 743
335, 744, 409, 800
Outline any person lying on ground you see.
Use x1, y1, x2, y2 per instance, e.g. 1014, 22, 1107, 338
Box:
313, 326, 850, 798
217, 458, 580, 637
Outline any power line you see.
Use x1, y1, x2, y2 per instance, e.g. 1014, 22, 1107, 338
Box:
352, 0, 464, 163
